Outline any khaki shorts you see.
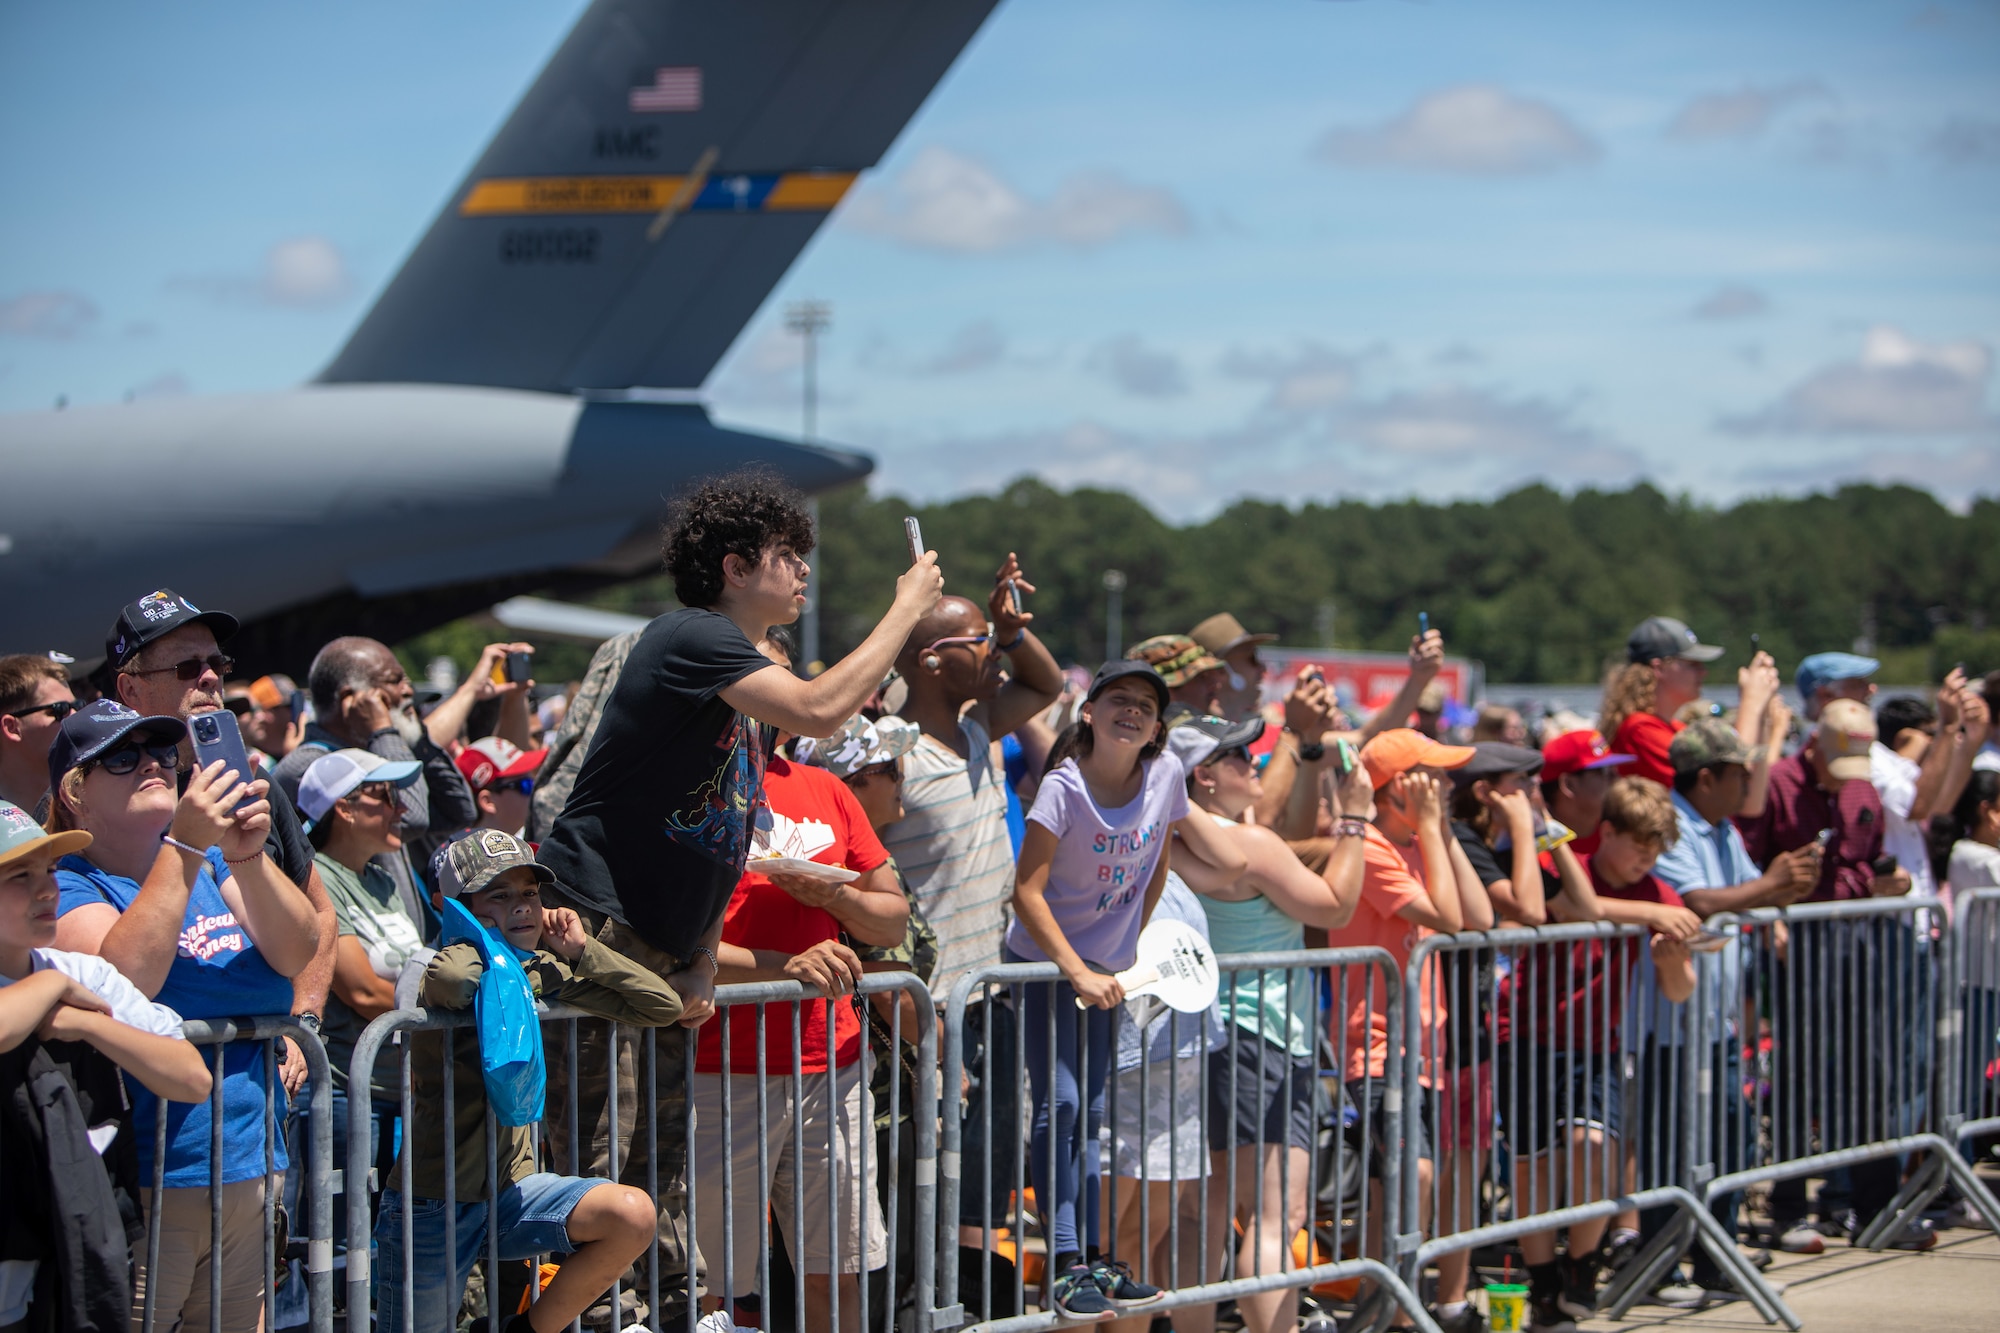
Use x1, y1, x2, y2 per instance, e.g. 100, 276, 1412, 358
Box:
691, 1060, 888, 1284
134, 1176, 277, 1333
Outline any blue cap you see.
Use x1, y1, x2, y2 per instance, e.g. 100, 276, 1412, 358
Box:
1796, 652, 1879, 702
47, 699, 186, 790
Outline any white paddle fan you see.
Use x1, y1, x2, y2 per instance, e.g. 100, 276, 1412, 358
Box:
1077, 919, 1219, 1012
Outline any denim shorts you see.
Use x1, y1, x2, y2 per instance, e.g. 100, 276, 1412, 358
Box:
374, 1171, 600, 1332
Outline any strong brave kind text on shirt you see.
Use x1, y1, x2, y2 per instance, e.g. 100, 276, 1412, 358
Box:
1087, 818, 1166, 911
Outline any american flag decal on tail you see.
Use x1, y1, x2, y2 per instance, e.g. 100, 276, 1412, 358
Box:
630, 66, 701, 112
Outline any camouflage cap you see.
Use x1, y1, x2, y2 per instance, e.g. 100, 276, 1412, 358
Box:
1669, 717, 1755, 775
430, 827, 554, 899
1126, 634, 1222, 688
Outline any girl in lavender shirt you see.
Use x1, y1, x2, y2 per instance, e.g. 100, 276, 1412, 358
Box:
1008, 661, 1244, 1319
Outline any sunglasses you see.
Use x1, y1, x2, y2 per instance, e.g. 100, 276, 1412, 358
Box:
342, 781, 400, 805
122, 653, 234, 682
90, 738, 183, 776
484, 776, 535, 796
223, 697, 255, 717
1204, 745, 1253, 767
922, 631, 991, 655
6, 699, 78, 722
852, 761, 903, 783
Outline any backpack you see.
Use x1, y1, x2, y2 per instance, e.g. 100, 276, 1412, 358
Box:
439, 897, 546, 1127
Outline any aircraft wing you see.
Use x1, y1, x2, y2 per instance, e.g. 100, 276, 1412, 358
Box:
317, 0, 1000, 394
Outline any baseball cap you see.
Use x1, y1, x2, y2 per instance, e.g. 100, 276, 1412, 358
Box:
1814, 698, 1876, 782
1670, 718, 1755, 775
1626, 616, 1723, 665
1188, 613, 1277, 658
430, 827, 553, 899
1360, 728, 1476, 789
1086, 659, 1170, 713
1540, 729, 1636, 784
455, 736, 548, 790
0, 799, 91, 870
802, 714, 920, 780
1164, 712, 1266, 772
47, 699, 187, 789
297, 747, 423, 830
1453, 742, 1544, 783
1125, 635, 1222, 689
1796, 652, 1879, 703
104, 588, 239, 669
247, 674, 296, 712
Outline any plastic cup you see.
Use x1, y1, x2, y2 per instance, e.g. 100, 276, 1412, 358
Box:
1485, 1283, 1529, 1332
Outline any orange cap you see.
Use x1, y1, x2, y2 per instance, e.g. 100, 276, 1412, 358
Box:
1360, 728, 1477, 789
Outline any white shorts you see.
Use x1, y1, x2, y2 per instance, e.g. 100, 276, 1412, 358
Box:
1104, 1053, 1210, 1182
691, 1060, 888, 1285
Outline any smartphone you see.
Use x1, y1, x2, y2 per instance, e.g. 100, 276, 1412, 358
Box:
1005, 578, 1022, 616
1872, 853, 1899, 878
1814, 827, 1835, 851
1333, 736, 1357, 777
1418, 611, 1429, 635
504, 650, 533, 684
1690, 929, 1733, 954
189, 709, 254, 809
904, 516, 924, 563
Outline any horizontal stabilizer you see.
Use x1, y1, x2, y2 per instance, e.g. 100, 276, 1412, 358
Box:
319, 0, 999, 393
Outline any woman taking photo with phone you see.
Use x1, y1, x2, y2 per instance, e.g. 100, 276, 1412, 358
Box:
1009, 661, 1245, 1322
47, 700, 319, 1332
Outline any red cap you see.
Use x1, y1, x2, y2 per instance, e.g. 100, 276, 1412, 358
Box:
1540, 729, 1635, 783
1359, 728, 1477, 789
455, 736, 546, 790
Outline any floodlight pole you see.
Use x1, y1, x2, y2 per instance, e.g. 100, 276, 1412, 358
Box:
786, 299, 832, 670
1103, 569, 1127, 664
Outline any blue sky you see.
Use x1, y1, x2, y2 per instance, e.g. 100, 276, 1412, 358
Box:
3, 0, 1996, 518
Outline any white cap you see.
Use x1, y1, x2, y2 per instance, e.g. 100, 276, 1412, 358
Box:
299, 748, 423, 829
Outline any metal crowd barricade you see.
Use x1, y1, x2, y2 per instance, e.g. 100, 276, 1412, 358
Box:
940, 950, 1437, 1333
1945, 887, 2000, 1167
1708, 899, 2000, 1258
139, 1014, 334, 1333
1402, 924, 1792, 1330
347, 972, 935, 1333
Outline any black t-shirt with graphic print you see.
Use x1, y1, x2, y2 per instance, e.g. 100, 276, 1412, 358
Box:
537, 608, 776, 959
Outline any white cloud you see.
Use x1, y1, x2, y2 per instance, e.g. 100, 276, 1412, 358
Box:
921, 320, 1006, 375
844, 147, 1190, 253
127, 372, 190, 400
169, 235, 354, 308
1667, 81, 1827, 141
1723, 326, 1994, 434
0, 290, 99, 339
1222, 342, 1365, 413
1314, 85, 1599, 177
1928, 116, 2000, 166
1087, 335, 1186, 398
1691, 284, 1769, 320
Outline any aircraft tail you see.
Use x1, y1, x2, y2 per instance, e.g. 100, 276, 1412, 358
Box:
318, 0, 998, 394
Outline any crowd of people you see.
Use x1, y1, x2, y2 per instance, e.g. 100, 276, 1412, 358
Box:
2, 468, 1998, 1333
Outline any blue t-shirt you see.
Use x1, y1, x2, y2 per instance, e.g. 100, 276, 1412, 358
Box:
1000, 733, 1028, 858
57, 849, 292, 1186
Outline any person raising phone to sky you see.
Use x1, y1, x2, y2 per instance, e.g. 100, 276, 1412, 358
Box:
534, 469, 943, 1324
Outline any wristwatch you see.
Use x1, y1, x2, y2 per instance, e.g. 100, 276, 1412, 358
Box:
294, 1012, 323, 1036
1295, 739, 1327, 763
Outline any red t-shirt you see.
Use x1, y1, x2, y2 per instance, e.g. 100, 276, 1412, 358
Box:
1497, 855, 1684, 1052
1613, 713, 1682, 788
694, 758, 889, 1075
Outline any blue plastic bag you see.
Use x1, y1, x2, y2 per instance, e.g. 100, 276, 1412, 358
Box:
439, 897, 546, 1127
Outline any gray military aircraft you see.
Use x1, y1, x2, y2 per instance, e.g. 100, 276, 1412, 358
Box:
0, 0, 1001, 673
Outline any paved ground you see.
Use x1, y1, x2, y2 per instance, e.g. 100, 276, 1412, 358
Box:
1580, 1226, 2000, 1333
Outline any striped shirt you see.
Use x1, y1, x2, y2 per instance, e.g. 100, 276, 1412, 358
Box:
879, 718, 1015, 998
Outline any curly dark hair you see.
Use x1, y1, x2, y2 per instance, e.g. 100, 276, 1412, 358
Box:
662, 469, 817, 609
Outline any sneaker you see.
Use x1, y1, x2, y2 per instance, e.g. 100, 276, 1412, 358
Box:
1603, 1229, 1642, 1278
1091, 1258, 1164, 1307
1931, 1198, 1984, 1231
1863, 1216, 1938, 1252
1555, 1255, 1598, 1322
1774, 1223, 1824, 1255
1052, 1263, 1117, 1321
1525, 1294, 1576, 1333
581, 1290, 649, 1331
1431, 1305, 1488, 1333
1647, 1279, 1705, 1309
695, 1313, 737, 1333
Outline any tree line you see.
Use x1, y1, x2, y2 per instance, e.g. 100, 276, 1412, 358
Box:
403, 479, 2000, 687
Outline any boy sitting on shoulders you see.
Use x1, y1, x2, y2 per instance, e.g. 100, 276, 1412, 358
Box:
374, 830, 681, 1333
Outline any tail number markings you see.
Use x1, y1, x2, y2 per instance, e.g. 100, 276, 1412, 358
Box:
499, 227, 601, 264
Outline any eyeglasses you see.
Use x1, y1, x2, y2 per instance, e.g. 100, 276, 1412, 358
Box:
223, 697, 255, 717
485, 776, 535, 796
5, 699, 78, 722
922, 632, 990, 655
852, 761, 903, 783
122, 653, 234, 681
89, 738, 183, 776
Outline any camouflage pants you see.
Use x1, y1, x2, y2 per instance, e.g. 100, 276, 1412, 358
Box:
541, 888, 705, 1318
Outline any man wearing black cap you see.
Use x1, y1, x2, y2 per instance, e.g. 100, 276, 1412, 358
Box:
104, 588, 336, 1089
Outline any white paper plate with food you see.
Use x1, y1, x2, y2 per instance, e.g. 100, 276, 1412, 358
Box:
748, 856, 859, 883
